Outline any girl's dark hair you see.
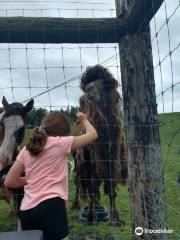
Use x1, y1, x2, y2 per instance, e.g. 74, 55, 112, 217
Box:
26, 111, 71, 156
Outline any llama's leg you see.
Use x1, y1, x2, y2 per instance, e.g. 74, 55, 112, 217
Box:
109, 193, 125, 226
119, 148, 128, 185
104, 180, 125, 226
4, 197, 14, 216
14, 188, 24, 231
104, 180, 118, 222
87, 178, 101, 224
17, 218, 22, 231
1, 187, 15, 216
71, 153, 81, 210
87, 200, 94, 224
87, 195, 100, 224
8, 195, 15, 216
109, 194, 119, 223
71, 179, 80, 210
87, 183, 96, 224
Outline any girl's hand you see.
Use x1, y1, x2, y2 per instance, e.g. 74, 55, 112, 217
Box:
76, 111, 87, 123
72, 112, 97, 150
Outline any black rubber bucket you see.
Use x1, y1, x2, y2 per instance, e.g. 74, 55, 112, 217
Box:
80, 205, 109, 223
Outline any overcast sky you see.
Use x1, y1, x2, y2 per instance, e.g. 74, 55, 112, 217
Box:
0, 0, 179, 113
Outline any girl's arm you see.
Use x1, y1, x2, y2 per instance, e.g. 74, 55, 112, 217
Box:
72, 112, 98, 150
4, 160, 26, 189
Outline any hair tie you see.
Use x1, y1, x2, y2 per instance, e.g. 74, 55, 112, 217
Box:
39, 126, 46, 133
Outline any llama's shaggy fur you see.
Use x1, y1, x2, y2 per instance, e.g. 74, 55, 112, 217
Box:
72, 65, 128, 224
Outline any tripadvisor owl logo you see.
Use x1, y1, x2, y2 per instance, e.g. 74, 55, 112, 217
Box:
135, 226, 173, 235
135, 227, 144, 236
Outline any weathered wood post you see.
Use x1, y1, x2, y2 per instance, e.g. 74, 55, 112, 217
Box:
115, 0, 168, 239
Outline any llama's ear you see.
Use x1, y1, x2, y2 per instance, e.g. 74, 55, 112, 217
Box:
22, 99, 34, 115
2, 96, 9, 110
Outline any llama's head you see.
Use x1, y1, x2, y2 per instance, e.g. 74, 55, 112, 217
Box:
80, 65, 119, 105
84, 80, 103, 104
0, 97, 34, 171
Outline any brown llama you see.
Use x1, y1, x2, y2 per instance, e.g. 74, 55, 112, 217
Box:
72, 65, 128, 225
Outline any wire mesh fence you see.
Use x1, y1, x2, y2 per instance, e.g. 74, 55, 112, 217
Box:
0, 0, 179, 239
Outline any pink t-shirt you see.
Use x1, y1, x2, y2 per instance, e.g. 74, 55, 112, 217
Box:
17, 136, 74, 211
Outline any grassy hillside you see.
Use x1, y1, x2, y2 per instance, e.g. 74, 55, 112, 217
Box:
0, 112, 180, 239
159, 112, 180, 239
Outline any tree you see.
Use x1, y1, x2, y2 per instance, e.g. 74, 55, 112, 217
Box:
27, 108, 47, 128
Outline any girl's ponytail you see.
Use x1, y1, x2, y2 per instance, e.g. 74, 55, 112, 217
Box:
26, 128, 47, 156
26, 111, 70, 156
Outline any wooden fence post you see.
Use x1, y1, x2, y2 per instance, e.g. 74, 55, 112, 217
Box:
116, 0, 168, 239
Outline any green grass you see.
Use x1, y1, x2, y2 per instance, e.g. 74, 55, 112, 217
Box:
159, 112, 180, 240
0, 204, 16, 231
0, 113, 180, 239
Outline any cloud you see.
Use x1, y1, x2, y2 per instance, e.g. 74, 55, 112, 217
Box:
0, 0, 179, 114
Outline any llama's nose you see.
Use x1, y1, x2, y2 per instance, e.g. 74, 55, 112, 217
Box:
85, 83, 93, 92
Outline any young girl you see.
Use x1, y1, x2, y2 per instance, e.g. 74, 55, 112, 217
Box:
5, 111, 97, 240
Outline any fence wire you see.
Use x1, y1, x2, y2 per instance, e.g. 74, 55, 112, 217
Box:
0, 1, 179, 239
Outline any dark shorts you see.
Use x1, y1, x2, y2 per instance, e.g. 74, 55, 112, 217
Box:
20, 197, 68, 240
